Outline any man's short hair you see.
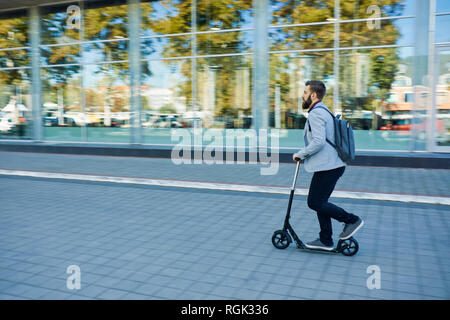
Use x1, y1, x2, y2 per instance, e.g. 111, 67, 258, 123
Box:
305, 80, 326, 100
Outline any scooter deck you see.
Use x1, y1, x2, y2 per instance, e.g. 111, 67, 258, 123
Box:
296, 242, 341, 254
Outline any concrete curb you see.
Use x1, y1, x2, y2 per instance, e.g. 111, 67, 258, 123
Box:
0, 140, 449, 169
1, 168, 449, 205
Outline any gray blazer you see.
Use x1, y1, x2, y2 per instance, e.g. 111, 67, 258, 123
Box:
297, 101, 346, 173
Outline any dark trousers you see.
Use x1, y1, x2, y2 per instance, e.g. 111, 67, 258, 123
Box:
307, 166, 358, 246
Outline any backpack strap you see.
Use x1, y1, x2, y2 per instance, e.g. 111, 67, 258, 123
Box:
307, 106, 337, 148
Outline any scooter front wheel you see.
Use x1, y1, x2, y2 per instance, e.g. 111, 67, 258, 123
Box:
338, 237, 359, 256
272, 230, 291, 249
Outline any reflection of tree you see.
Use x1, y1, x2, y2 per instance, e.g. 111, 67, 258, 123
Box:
271, 0, 403, 118
0, 15, 29, 85
148, 0, 252, 120
41, 71, 82, 115
0, 17, 30, 122
369, 48, 400, 98
160, 103, 177, 114
1, 1, 406, 124
39, 3, 155, 119
40, 4, 154, 81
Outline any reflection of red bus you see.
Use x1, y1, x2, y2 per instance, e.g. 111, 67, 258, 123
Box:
379, 117, 446, 135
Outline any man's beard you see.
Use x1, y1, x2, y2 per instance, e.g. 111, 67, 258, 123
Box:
302, 94, 312, 110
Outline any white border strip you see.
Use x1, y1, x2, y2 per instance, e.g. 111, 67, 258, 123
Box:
0, 169, 448, 206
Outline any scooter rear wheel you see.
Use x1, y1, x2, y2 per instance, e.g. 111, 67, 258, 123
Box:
272, 230, 290, 249
339, 237, 359, 256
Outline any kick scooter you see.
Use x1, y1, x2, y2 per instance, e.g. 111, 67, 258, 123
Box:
271, 160, 359, 256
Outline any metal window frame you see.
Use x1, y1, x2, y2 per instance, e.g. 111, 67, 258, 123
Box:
268, 14, 416, 30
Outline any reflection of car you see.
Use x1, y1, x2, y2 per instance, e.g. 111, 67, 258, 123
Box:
44, 117, 59, 126
64, 117, 77, 126
143, 115, 183, 128
380, 117, 447, 141
0, 115, 14, 133
100, 118, 124, 127
43, 111, 59, 126
110, 118, 123, 127
380, 118, 445, 134
65, 112, 89, 126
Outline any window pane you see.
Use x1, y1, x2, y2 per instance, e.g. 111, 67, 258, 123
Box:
196, 55, 252, 128
84, 62, 130, 142
436, 49, 450, 147
42, 66, 82, 141
141, 0, 191, 35
436, 15, 450, 43
84, 1, 129, 42
269, 24, 334, 51
0, 69, 31, 139
0, 10, 29, 49
197, 31, 253, 55
0, 49, 29, 68
83, 40, 128, 64
340, 18, 414, 48
41, 2, 81, 45
339, 47, 414, 150
437, 0, 450, 13
340, 0, 414, 20
40, 45, 81, 66
269, 52, 334, 131
141, 35, 191, 60
270, 0, 334, 25
197, 0, 252, 31
141, 59, 191, 143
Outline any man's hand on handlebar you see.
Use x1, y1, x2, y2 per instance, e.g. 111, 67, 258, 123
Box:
293, 153, 302, 162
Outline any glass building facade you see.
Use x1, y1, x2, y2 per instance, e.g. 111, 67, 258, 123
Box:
0, 0, 448, 152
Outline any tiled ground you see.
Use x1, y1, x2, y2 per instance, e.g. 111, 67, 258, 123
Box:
0, 172, 449, 300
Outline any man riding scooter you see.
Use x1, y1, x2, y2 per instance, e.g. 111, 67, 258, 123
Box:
292, 80, 364, 251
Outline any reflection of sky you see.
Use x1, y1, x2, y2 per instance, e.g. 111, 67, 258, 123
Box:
397, 0, 416, 16
436, 16, 450, 43
143, 60, 188, 88
437, 0, 450, 13
83, 59, 188, 89
392, 18, 415, 46
399, 46, 414, 60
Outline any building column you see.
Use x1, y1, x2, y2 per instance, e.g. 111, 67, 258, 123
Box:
412, 0, 432, 151
128, 0, 142, 144
333, 0, 340, 115
191, 0, 198, 129
426, 0, 437, 152
252, 0, 269, 131
29, 6, 42, 141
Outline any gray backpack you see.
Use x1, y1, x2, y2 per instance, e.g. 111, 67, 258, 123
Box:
308, 106, 356, 164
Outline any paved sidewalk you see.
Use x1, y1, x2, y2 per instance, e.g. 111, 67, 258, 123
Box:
0, 172, 449, 300
0, 151, 449, 197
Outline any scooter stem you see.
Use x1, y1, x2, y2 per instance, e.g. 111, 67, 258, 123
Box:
285, 161, 301, 224
291, 161, 301, 190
